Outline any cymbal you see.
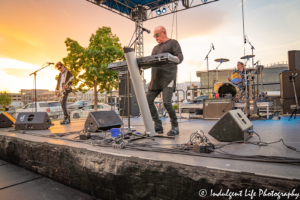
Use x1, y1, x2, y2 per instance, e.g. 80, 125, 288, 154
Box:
240, 55, 255, 59
215, 58, 229, 63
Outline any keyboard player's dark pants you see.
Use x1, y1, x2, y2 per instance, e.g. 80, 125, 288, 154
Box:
147, 87, 178, 128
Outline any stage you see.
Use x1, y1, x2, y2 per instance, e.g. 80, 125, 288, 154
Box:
0, 115, 300, 199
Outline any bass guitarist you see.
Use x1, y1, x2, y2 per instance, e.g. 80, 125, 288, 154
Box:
55, 61, 73, 124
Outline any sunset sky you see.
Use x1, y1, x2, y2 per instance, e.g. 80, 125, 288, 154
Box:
0, 0, 299, 93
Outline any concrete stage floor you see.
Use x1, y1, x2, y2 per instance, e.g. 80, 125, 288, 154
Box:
0, 114, 299, 180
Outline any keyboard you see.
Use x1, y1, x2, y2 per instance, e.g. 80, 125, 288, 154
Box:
108, 53, 180, 71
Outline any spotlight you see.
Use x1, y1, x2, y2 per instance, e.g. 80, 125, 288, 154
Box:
157, 9, 161, 15
204, 0, 208, 2
162, 8, 167, 13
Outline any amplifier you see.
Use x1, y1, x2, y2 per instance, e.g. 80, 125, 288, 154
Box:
279, 70, 300, 99
288, 50, 300, 71
203, 98, 233, 120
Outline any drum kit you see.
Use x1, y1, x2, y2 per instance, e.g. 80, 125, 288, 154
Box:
212, 55, 258, 102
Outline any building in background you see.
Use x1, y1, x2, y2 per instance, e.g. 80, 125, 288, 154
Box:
7, 93, 22, 102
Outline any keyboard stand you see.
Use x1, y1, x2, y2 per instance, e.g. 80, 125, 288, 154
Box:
123, 47, 156, 137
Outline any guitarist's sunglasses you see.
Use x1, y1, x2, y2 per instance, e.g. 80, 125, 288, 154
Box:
57, 65, 63, 70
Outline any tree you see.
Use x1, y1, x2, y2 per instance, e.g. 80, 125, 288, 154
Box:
63, 27, 123, 110
0, 91, 12, 108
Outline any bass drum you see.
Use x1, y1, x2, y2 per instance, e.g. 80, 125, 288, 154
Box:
218, 83, 239, 98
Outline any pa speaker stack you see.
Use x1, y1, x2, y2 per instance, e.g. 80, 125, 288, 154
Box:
208, 109, 253, 142
85, 111, 122, 132
118, 71, 140, 117
279, 50, 300, 114
0, 112, 16, 128
15, 112, 52, 130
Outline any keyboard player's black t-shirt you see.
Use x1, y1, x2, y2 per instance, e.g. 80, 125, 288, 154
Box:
148, 39, 183, 90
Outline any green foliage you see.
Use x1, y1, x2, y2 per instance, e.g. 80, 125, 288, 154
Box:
173, 104, 178, 110
62, 27, 123, 94
0, 91, 11, 107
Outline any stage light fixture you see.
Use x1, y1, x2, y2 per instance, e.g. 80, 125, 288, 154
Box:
162, 8, 167, 13
204, 0, 208, 2
157, 9, 161, 15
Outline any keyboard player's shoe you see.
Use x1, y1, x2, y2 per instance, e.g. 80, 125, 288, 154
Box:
167, 127, 179, 136
155, 123, 164, 134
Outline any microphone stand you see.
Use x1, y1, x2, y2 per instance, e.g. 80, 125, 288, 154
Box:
204, 44, 214, 94
245, 36, 255, 96
29, 63, 53, 112
120, 29, 147, 61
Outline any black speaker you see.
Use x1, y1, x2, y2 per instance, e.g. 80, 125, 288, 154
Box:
119, 96, 140, 117
15, 112, 52, 130
84, 111, 123, 132
208, 109, 253, 142
280, 70, 300, 99
0, 113, 16, 128
203, 98, 233, 119
288, 50, 300, 71
118, 71, 135, 96
280, 98, 300, 115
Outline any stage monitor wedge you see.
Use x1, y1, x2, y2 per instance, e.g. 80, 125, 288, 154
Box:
15, 112, 52, 130
0, 112, 16, 128
85, 111, 123, 132
208, 109, 253, 142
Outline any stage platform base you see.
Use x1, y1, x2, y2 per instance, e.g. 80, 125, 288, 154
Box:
0, 116, 300, 200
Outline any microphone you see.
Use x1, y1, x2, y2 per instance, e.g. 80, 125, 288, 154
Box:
212, 43, 215, 50
47, 62, 54, 65
139, 26, 150, 34
254, 60, 259, 65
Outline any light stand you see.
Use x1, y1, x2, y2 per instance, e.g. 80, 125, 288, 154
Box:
204, 44, 214, 94
29, 63, 53, 112
289, 73, 299, 121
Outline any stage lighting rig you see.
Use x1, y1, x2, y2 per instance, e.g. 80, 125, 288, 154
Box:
156, 9, 161, 15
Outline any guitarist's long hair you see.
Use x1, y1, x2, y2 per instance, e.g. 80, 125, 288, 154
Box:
55, 61, 70, 71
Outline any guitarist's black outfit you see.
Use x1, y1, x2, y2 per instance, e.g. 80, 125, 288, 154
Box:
55, 69, 73, 124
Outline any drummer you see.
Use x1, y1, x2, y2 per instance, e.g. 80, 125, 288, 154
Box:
228, 61, 253, 85
228, 61, 245, 83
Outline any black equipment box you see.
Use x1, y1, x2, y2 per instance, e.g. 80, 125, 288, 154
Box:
288, 50, 300, 71
279, 70, 300, 99
280, 98, 300, 114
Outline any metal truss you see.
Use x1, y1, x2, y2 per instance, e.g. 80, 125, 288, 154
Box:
86, 0, 219, 22
135, 21, 144, 58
